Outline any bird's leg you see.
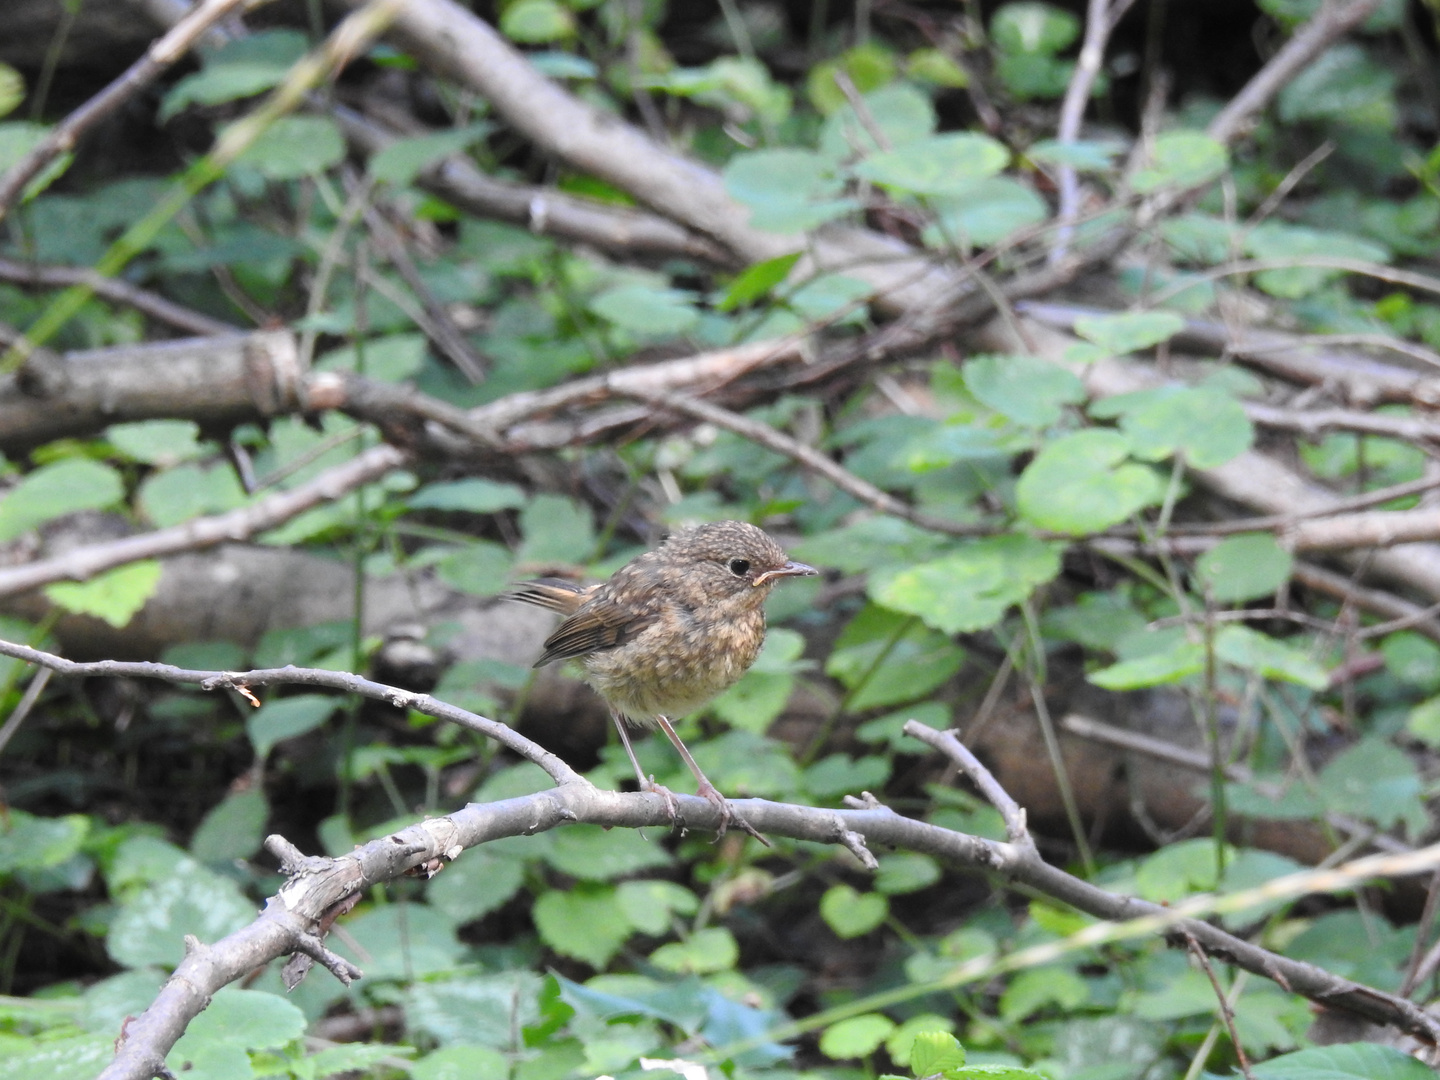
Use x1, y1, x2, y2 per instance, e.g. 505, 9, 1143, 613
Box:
611, 710, 680, 826
653, 715, 770, 847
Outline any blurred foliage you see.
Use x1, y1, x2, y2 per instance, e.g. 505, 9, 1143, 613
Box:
1, 1, 1440, 1078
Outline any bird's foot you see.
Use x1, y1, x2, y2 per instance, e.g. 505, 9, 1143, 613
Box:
695, 780, 770, 847
641, 776, 682, 828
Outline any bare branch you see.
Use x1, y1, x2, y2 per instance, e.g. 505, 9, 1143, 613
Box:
0, 258, 238, 336
1208, 0, 1389, 145
0, 0, 257, 221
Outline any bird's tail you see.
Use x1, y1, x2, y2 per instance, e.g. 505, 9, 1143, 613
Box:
501, 578, 589, 615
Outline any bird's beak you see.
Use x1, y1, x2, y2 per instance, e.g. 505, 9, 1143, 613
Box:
753, 560, 820, 587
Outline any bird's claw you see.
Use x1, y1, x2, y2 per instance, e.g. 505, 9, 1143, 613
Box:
695, 781, 770, 847
642, 777, 683, 830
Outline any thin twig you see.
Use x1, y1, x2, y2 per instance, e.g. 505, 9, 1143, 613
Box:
0, 0, 258, 221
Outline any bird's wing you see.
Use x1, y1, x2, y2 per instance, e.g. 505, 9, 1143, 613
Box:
533, 590, 659, 666
502, 578, 591, 615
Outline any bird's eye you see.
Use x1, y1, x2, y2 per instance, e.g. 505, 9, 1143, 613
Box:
728, 558, 751, 576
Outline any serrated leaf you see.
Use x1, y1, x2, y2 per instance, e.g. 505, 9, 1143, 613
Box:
435, 541, 513, 596
108, 862, 256, 967
543, 824, 671, 881
45, 560, 162, 628
190, 789, 268, 863
1277, 44, 1397, 128
819, 82, 936, 159
1016, 429, 1162, 534
1195, 534, 1293, 602
1319, 738, 1424, 834
370, 123, 491, 187
911, 1030, 967, 1075
723, 148, 853, 232
1246, 220, 1390, 298
826, 603, 965, 710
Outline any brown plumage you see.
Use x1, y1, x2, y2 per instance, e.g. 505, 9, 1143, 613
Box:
503, 521, 818, 842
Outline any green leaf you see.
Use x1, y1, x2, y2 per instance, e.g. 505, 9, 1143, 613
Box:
826, 603, 965, 709
427, 849, 525, 924
853, 133, 1010, 196
963, 353, 1085, 427
1135, 838, 1229, 900
820, 883, 888, 938
1319, 738, 1425, 835
0, 63, 24, 119
45, 560, 162, 628
1246, 221, 1389, 298
1016, 429, 1162, 534
533, 886, 631, 967
1407, 694, 1440, 747
543, 825, 672, 881
435, 541, 513, 596
405, 971, 543, 1048
1130, 130, 1227, 193
0, 121, 70, 200
991, 3, 1079, 55
906, 49, 969, 89
335, 905, 465, 980
369, 123, 492, 187
803, 752, 890, 799
170, 988, 306, 1056
308, 1044, 416, 1079
107, 420, 206, 465
247, 694, 341, 759
1113, 386, 1253, 468
4, 1035, 116, 1080
1072, 310, 1185, 355
874, 853, 941, 895
1195, 534, 1293, 602
1214, 625, 1328, 690
190, 789, 268, 863
517, 494, 594, 565
412, 1045, 510, 1080
616, 879, 698, 936
649, 926, 739, 974
999, 967, 1088, 1022
234, 115, 345, 180
500, 0, 575, 42
871, 536, 1061, 634
1278, 44, 1397, 128
910, 1029, 966, 1074
0, 458, 124, 541
317, 331, 429, 382
1088, 639, 1205, 690
926, 177, 1049, 249
1027, 138, 1123, 171
819, 82, 936, 159
806, 43, 899, 114
409, 478, 527, 513
589, 283, 700, 337
723, 148, 854, 232
1250, 1041, 1436, 1080
159, 30, 307, 118
819, 1013, 896, 1060
717, 252, 802, 311
108, 862, 256, 967
138, 462, 248, 526
0, 811, 89, 874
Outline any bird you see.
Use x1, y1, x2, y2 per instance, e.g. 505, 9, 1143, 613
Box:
503, 520, 818, 843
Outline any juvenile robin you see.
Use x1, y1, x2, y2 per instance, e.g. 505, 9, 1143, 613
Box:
504, 520, 818, 842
